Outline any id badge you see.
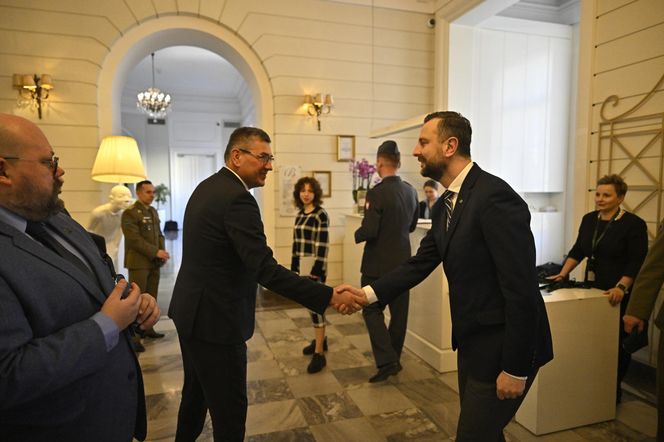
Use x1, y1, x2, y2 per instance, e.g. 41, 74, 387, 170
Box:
587, 270, 596, 282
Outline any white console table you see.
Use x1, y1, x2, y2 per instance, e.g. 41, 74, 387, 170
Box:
516, 287, 619, 434
343, 214, 456, 372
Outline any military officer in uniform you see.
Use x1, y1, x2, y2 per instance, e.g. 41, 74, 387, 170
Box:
122, 180, 170, 349
355, 140, 419, 382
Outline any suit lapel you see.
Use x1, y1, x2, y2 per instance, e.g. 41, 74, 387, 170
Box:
4, 214, 108, 305
439, 164, 482, 258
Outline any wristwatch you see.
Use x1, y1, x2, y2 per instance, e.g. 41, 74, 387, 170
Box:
616, 283, 628, 293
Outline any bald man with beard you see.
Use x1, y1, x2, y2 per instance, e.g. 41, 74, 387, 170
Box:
0, 113, 159, 442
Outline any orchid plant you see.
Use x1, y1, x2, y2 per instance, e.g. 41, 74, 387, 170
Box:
349, 158, 376, 203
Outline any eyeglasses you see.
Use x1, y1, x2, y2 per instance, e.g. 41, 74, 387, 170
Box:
2, 156, 59, 176
237, 148, 274, 165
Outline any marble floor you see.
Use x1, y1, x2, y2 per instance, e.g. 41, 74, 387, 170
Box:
139, 231, 657, 441
139, 308, 657, 442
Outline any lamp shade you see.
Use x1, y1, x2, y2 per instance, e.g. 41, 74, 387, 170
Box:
91, 136, 146, 183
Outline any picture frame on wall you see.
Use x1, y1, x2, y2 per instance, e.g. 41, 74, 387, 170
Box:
313, 171, 332, 197
337, 135, 355, 162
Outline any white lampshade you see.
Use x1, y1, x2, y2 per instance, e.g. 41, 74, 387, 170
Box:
91, 136, 146, 183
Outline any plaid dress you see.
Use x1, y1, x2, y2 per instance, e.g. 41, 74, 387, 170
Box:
291, 206, 329, 326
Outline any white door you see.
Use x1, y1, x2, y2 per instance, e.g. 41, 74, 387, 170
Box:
172, 153, 217, 227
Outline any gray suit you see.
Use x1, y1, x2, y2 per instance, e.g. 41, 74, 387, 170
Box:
0, 212, 146, 442
355, 175, 418, 368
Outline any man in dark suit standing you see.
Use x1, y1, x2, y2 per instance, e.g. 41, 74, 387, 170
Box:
355, 140, 418, 382
340, 111, 553, 441
0, 113, 160, 442
168, 126, 362, 442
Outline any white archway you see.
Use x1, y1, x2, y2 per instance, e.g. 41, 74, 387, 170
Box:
97, 16, 277, 243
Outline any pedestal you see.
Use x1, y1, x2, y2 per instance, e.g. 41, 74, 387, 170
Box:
515, 288, 619, 434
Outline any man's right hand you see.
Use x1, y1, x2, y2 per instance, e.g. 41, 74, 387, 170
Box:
156, 249, 170, 261
101, 280, 142, 330
623, 314, 645, 334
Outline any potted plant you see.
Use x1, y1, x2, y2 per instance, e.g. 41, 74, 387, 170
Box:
154, 184, 177, 231
349, 158, 376, 213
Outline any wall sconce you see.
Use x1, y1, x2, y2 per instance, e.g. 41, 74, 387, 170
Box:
12, 74, 54, 119
91, 136, 147, 183
304, 93, 333, 131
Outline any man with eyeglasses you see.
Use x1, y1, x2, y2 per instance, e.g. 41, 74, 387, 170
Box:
168, 126, 366, 441
0, 113, 159, 442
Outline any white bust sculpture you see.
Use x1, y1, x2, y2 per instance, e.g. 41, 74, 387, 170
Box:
88, 185, 133, 269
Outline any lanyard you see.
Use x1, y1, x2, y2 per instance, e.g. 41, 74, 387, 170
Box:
590, 208, 622, 259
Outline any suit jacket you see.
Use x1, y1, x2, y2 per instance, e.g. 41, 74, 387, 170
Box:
418, 200, 435, 219
371, 164, 553, 380
0, 212, 146, 442
355, 176, 419, 278
626, 222, 664, 330
168, 167, 332, 344
122, 201, 165, 269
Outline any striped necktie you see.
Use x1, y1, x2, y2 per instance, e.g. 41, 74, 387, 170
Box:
442, 190, 455, 231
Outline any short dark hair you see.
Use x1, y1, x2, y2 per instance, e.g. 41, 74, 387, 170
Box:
224, 127, 271, 161
423, 111, 472, 157
597, 174, 628, 197
423, 179, 439, 190
377, 152, 400, 168
136, 180, 153, 192
293, 176, 323, 210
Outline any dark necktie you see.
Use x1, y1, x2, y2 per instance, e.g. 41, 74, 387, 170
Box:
442, 190, 455, 231
26, 221, 96, 282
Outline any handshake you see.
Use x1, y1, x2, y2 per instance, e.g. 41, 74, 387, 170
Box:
329, 284, 369, 315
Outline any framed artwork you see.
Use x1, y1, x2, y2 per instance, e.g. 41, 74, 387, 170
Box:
313, 171, 331, 197
337, 135, 355, 162
279, 165, 302, 216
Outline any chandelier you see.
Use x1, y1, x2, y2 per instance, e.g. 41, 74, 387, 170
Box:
137, 52, 172, 119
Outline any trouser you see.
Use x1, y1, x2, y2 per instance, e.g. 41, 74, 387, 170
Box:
455, 348, 538, 441
128, 267, 160, 298
175, 335, 248, 442
361, 274, 409, 368
658, 330, 664, 442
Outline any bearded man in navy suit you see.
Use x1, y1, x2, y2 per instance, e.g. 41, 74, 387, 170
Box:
0, 113, 160, 441
340, 111, 553, 441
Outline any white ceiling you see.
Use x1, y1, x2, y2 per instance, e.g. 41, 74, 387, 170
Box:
123, 46, 246, 100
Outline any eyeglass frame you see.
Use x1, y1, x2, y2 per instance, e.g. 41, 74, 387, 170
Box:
237, 148, 275, 165
1, 155, 59, 177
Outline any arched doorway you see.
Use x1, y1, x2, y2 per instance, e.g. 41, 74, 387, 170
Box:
96, 16, 277, 243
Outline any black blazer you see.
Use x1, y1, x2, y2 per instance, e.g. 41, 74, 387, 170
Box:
0, 212, 146, 442
355, 176, 419, 278
168, 167, 332, 344
371, 164, 553, 380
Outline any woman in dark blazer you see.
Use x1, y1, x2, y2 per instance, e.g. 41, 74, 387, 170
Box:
548, 174, 648, 402
418, 179, 440, 219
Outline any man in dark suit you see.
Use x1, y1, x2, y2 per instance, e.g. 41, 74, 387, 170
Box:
0, 113, 160, 442
355, 140, 418, 382
624, 221, 664, 440
168, 126, 362, 441
340, 111, 553, 441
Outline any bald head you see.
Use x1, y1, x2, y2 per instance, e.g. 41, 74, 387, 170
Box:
0, 113, 49, 158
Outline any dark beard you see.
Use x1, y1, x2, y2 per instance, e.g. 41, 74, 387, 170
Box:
420, 160, 445, 182
7, 179, 64, 221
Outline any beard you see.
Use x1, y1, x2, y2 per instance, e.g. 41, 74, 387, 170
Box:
419, 156, 446, 182
7, 178, 64, 221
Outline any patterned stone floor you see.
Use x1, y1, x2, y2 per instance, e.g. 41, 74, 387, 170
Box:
138, 232, 657, 441
138, 309, 657, 442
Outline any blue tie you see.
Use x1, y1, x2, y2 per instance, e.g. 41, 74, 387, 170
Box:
442, 190, 455, 231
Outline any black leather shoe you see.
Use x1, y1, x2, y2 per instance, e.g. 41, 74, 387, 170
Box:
144, 329, 165, 339
307, 353, 326, 374
132, 340, 146, 353
369, 362, 402, 383
302, 337, 328, 355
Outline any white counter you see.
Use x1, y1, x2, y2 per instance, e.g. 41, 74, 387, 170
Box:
516, 287, 619, 435
343, 214, 456, 372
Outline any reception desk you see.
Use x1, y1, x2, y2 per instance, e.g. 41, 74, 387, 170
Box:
516, 287, 619, 434
343, 214, 457, 372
